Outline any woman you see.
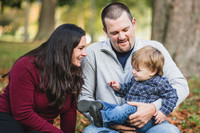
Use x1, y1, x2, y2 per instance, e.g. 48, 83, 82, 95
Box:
0, 24, 87, 133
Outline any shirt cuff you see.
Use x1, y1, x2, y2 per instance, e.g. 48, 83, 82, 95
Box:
152, 98, 162, 111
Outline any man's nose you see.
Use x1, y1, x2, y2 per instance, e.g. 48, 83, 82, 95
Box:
119, 32, 126, 40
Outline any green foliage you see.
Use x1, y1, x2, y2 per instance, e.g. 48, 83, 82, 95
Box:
0, 0, 152, 42
1, 0, 74, 12
0, 6, 26, 37
0, 14, 12, 26
59, 0, 152, 41
175, 77, 200, 132
58, 0, 75, 6
1, 0, 22, 9
1, 0, 35, 12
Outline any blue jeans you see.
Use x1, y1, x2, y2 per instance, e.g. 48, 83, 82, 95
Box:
100, 102, 154, 133
83, 120, 180, 133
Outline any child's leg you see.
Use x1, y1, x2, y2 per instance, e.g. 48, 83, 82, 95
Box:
101, 103, 137, 127
101, 103, 155, 132
77, 100, 93, 113
89, 101, 104, 127
101, 101, 118, 111
77, 100, 117, 113
89, 101, 119, 127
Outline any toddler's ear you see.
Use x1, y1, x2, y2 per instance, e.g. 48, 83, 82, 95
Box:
150, 68, 157, 77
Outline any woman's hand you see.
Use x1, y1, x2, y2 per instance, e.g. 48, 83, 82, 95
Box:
127, 102, 156, 128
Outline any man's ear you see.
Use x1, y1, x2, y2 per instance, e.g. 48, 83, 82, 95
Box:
103, 27, 109, 37
103, 27, 107, 33
132, 18, 136, 29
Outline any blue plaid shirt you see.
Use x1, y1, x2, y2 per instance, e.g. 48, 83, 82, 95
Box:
115, 76, 178, 116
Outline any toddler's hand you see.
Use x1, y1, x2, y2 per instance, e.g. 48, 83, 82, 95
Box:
154, 111, 166, 124
107, 81, 120, 91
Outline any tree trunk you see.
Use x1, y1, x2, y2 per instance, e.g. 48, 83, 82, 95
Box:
34, 0, 57, 41
152, 0, 200, 77
24, 0, 30, 42
89, 0, 95, 43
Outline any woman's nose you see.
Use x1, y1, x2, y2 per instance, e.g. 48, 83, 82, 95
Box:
82, 49, 87, 56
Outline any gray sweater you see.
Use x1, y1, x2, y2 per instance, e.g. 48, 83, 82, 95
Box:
79, 37, 189, 120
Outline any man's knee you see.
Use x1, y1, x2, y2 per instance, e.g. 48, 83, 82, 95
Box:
146, 121, 180, 133
167, 124, 180, 133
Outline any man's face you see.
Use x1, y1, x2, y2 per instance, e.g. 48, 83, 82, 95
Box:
104, 12, 136, 53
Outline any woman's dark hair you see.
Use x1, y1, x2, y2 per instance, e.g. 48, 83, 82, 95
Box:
101, 3, 133, 30
3, 24, 86, 107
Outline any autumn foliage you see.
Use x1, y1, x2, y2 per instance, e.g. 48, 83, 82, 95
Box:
1, 76, 200, 133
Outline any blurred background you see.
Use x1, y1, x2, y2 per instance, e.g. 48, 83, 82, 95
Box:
0, 0, 152, 42
0, 0, 200, 132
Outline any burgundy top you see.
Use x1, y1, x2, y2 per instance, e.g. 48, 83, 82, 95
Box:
0, 56, 76, 133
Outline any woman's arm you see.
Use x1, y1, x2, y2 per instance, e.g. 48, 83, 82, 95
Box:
60, 102, 77, 133
9, 59, 63, 133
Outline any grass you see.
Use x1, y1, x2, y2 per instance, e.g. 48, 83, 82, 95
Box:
0, 41, 40, 72
174, 76, 200, 132
0, 42, 199, 132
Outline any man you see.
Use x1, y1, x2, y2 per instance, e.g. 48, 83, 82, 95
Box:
79, 2, 189, 133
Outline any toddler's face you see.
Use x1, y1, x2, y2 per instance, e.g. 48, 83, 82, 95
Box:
132, 65, 155, 81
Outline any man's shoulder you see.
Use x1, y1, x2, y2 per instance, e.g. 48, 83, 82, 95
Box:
136, 37, 163, 47
86, 40, 110, 53
135, 37, 166, 53
87, 41, 105, 48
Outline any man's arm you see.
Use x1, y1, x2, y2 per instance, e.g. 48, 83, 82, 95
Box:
79, 57, 96, 102
78, 56, 96, 121
153, 42, 189, 110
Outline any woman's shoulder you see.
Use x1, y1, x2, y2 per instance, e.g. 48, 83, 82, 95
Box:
9, 56, 40, 83
11, 56, 36, 72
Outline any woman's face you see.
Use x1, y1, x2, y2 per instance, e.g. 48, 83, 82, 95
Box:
71, 36, 87, 67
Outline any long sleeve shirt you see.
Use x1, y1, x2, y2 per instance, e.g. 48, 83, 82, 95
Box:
0, 56, 76, 133
79, 37, 189, 120
115, 76, 178, 116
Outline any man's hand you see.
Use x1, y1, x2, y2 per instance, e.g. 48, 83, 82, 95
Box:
127, 102, 156, 128
109, 125, 136, 133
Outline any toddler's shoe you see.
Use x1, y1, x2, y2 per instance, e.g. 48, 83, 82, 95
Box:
77, 100, 93, 113
89, 101, 103, 127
